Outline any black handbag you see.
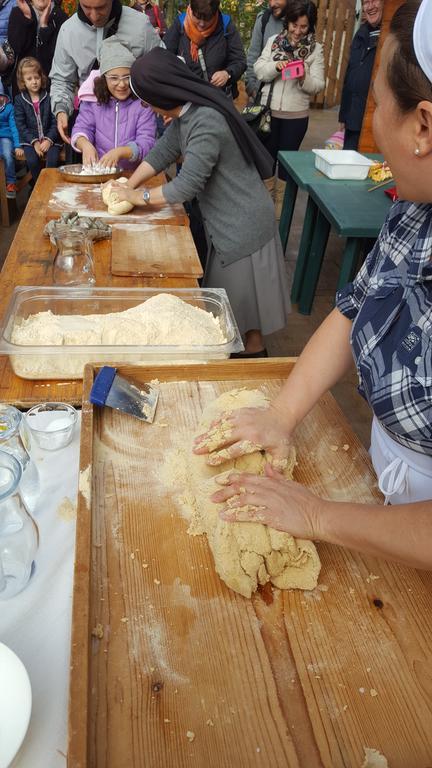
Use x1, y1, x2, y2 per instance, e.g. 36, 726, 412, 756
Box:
241, 80, 275, 137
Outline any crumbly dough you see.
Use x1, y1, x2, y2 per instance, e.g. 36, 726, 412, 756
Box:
102, 176, 134, 215
10, 293, 226, 378
186, 388, 321, 598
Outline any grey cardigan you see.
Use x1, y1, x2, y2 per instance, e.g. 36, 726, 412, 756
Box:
145, 105, 275, 266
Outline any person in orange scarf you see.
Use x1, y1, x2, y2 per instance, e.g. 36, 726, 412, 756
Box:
164, 0, 246, 97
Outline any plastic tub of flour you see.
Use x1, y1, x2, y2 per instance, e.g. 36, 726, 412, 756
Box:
0, 286, 244, 380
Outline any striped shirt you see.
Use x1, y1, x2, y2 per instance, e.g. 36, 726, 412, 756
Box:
336, 200, 432, 455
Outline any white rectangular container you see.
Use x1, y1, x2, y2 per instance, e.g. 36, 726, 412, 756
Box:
312, 149, 374, 180
0, 286, 244, 380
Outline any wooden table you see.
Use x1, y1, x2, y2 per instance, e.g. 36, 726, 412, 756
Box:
278, 151, 393, 315
69, 359, 432, 768
0, 169, 199, 407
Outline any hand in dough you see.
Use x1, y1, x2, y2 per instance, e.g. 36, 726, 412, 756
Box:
193, 404, 293, 468
212, 463, 322, 541
101, 177, 134, 215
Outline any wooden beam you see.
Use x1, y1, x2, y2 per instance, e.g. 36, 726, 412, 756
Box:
358, 0, 404, 152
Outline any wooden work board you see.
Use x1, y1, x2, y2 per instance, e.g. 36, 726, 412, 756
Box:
0, 169, 198, 407
69, 358, 432, 768
46, 173, 188, 226
111, 223, 203, 278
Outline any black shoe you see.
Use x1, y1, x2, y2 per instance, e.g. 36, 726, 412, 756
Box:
230, 349, 268, 359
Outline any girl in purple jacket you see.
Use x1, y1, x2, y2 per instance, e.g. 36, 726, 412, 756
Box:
71, 38, 157, 171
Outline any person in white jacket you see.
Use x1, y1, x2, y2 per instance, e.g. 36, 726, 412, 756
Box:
254, 0, 324, 214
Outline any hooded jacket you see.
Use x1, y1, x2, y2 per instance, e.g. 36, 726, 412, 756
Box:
7, 0, 67, 94
14, 89, 61, 145
71, 97, 156, 169
49, 4, 163, 118
0, 95, 20, 147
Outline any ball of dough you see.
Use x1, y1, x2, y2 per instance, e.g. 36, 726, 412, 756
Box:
102, 177, 133, 215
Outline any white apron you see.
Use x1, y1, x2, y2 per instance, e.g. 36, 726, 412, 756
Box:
370, 416, 432, 505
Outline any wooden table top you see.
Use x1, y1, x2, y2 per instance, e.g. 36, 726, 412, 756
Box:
0, 169, 198, 407
69, 359, 432, 768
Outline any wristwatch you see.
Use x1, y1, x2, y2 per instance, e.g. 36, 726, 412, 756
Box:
142, 188, 151, 205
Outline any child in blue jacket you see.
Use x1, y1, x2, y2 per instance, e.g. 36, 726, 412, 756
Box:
0, 81, 22, 198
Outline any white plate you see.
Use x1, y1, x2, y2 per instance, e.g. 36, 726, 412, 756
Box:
0, 643, 32, 768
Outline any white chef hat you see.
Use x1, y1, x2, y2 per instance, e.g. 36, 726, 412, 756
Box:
413, 0, 432, 83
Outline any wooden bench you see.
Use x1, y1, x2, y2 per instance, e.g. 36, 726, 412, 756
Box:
0, 158, 32, 227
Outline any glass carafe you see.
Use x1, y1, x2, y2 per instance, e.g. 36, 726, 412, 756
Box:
0, 451, 39, 599
0, 405, 40, 514
52, 227, 96, 286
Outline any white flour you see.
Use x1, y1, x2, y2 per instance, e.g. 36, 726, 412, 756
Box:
10, 293, 227, 378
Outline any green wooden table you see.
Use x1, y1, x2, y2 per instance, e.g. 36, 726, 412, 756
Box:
278, 151, 393, 314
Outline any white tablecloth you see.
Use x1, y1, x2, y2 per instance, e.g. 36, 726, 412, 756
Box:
0, 414, 81, 768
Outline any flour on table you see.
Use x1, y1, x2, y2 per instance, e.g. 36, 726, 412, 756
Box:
162, 388, 321, 598
10, 293, 226, 378
361, 748, 389, 768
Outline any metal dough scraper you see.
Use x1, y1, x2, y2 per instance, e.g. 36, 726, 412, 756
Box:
89, 366, 159, 422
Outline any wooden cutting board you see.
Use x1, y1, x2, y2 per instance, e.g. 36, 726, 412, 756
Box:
111, 223, 203, 277
69, 359, 432, 768
46, 180, 189, 226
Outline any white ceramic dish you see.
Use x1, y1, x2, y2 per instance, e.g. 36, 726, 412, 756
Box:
0, 642, 32, 768
312, 149, 374, 180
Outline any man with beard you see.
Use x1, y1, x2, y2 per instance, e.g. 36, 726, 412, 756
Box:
245, 0, 288, 99
49, 0, 163, 143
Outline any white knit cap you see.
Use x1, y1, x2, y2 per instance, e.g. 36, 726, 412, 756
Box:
99, 37, 136, 76
413, 0, 432, 83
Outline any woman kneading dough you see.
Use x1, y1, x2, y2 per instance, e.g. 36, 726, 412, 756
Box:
194, 0, 432, 571
106, 47, 290, 357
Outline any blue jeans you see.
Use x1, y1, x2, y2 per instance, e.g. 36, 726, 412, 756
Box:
0, 136, 16, 184
24, 144, 61, 183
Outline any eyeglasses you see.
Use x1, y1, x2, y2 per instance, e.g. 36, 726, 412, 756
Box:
105, 75, 130, 84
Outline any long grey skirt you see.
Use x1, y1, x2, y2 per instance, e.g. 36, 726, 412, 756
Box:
203, 231, 291, 337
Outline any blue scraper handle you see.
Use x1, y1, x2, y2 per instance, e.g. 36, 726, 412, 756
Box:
89, 366, 117, 406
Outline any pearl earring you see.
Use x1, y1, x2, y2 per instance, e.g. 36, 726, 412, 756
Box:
414, 147, 421, 155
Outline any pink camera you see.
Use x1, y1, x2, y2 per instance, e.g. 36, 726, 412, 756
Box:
281, 60, 305, 80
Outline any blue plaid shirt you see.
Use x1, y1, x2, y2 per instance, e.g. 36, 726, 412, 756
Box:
336, 200, 432, 455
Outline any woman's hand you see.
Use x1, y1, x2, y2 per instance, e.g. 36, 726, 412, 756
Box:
211, 463, 324, 540
99, 147, 126, 168
106, 184, 146, 208
17, 0, 32, 19
275, 61, 286, 72
193, 404, 294, 467
39, 1, 51, 27
15, 147, 24, 160
210, 70, 230, 88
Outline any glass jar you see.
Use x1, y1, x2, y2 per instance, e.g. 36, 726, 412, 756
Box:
52, 227, 96, 286
0, 405, 40, 514
0, 451, 39, 599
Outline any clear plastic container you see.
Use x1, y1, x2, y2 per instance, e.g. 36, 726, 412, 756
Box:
25, 403, 77, 451
0, 287, 244, 380
312, 149, 374, 180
